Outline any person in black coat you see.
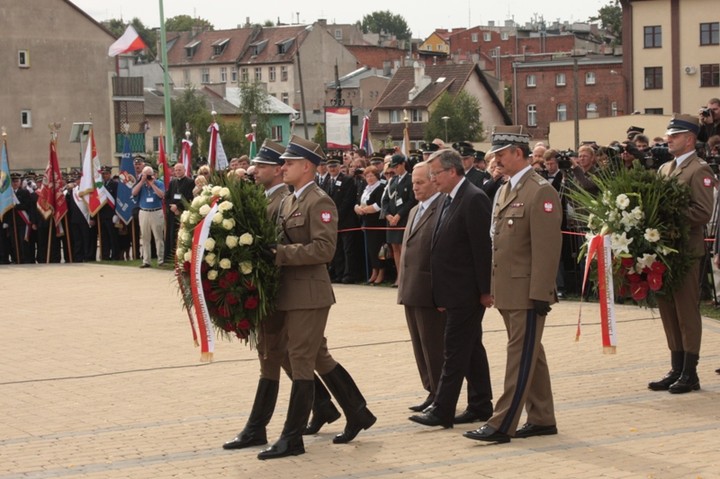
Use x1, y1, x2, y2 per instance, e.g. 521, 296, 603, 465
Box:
98, 167, 119, 260
353, 165, 386, 284
164, 163, 195, 262
326, 158, 362, 283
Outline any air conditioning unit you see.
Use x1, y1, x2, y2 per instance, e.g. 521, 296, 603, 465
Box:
684, 66, 697, 75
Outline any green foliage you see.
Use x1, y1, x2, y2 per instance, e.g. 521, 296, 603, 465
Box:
170, 89, 213, 166
236, 82, 273, 153
425, 91, 484, 143
165, 15, 214, 32
589, 0, 622, 45
361, 11, 412, 41
313, 124, 326, 147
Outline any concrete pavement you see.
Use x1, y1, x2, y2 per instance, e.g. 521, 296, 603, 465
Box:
1, 263, 719, 478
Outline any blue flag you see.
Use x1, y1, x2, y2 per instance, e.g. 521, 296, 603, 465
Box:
115, 136, 137, 225
0, 141, 14, 220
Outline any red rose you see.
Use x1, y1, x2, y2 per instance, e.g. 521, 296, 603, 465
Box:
206, 290, 220, 302
647, 272, 663, 291
226, 293, 239, 305
218, 305, 231, 318
238, 319, 251, 330
627, 273, 641, 283
219, 276, 232, 289
225, 270, 240, 284
244, 296, 259, 310
650, 261, 667, 275
631, 281, 649, 301
183, 261, 191, 273
621, 257, 634, 269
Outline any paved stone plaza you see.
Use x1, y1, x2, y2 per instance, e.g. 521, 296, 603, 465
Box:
1, 264, 719, 478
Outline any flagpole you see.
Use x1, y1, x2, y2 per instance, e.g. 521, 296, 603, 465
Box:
64, 215, 73, 263
159, 0, 174, 158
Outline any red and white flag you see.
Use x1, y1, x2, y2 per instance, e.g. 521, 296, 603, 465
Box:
157, 135, 171, 192
108, 25, 148, 57
181, 139, 193, 177
78, 129, 114, 216
36, 139, 68, 228
208, 122, 228, 171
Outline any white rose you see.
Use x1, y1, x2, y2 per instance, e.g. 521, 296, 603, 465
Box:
211, 185, 222, 196
239, 232, 254, 246
180, 210, 190, 223
199, 204, 211, 217
205, 253, 217, 266
183, 251, 192, 262
204, 238, 216, 251
218, 201, 234, 212
219, 187, 231, 199
191, 196, 203, 208
190, 213, 200, 224
207, 270, 218, 280
219, 258, 232, 269
181, 231, 191, 243
176, 247, 185, 259
212, 214, 223, 224
222, 218, 235, 230
225, 235, 239, 248
240, 261, 253, 275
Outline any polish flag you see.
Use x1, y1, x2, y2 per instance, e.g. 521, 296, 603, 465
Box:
108, 25, 148, 57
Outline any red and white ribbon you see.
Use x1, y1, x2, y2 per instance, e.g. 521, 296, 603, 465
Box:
577, 234, 617, 353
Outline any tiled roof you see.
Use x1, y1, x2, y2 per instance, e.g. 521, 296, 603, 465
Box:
345, 45, 407, 69
143, 87, 238, 116
238, 24, 310, 65
166, 28, 257, 66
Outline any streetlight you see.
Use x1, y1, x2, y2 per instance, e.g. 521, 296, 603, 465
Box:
441, 116, 450, 143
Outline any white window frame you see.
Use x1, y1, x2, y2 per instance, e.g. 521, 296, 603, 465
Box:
585, 71, 596, 85
269, 66, 276, 82
21, 110, 32, 128
201, 68, 210, 84
556, 103, 567, 121
611, 101, 618, 117
483, 32, 491, 41
281, 66, 288, 82
586, 102, 599, 119
527, 104, 537, 127
471, 33, 478, 43
526, 74, 537, 88
281, 92, 289, 104
241, 68, 249, 82
255, 67, 262, 82
556, 73, 566, 86
220, 67, 227, 83
18, 50, 30, 68
501, 32, 509, 41
231, 67, 238, 82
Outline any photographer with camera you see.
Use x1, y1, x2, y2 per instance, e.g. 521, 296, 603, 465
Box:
131, 165, 165, 268
567, 145, 600, 196
698, 99, 720, 143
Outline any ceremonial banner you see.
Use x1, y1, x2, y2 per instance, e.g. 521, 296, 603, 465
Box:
325, 106, 352, 150
577, 234, 617, 353
189, 200, 220, 362
0, 139, 13, 220
157, 135, 171, 191
359, 115, 373, 154
72, 185, 91, 226
208, 122, 228, 171
181, 138, 193, 177
108, 25, 148, 57
78, 129, 114, 216
245, 132, 256, 159
115, 136, 137, 225
401, 125, 411, 159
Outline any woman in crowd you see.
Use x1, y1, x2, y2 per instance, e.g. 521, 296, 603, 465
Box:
354, 165, 386, 285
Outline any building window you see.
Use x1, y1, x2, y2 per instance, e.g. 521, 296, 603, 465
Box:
426, 44, 433, 51
501, 32, 509, 41
527, 104, 537, 127
483, 32, 491, 42
411, 109, 422, 122
334, 29, 343, 40
152, 136, 160, 152
281, 92, 289, 104
271, 125, 283, 142
231, 67, 237, 82
255, 67, 262, 82
21, 110, 32, 128
281, 66, 288, 81
18, 50, 30, 68
700, 22, 720, 46
183, 69, 190, 86
556, 73, 566, 86
471, 33, 478, 43
220, 67, 227, 83
644, 25, 662, 48
269, 66, 276, 82
611, 101, 618, 117
201, 68, 210, 83
556, 104, 567, 121
586, 102, 598, 119
644, 66, 663, 89
526, 74, 536, 87
241, 68, 249, 82
585, 71, 596, 85
645, 108, 664, 115
389, 110, 402, 123
701, 64, 720, 87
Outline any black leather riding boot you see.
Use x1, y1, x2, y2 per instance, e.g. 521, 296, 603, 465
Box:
257, 379, 314, 460
321, 363, 376, 444
303, 375, 341, 435
222, 378, 279, 449
648, 350, 684, 391
669, 352, 700, 394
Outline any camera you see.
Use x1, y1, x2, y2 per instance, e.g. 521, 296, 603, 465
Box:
354, 168, 365, 176
643, 143, 673, 169
146, 174, 153, 180
700, 107, 712, 118
556, 149, 576, 170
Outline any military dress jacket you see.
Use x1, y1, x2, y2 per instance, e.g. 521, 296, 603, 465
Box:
266, 184, 290, 223
492, 169, 562, 310
274, 182, 337, 311
658, 153, 715, 258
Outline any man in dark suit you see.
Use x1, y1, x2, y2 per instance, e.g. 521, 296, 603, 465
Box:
326, 157, 361, 283
408, 149, 493, 429
453, 141, 485, 188
381, 154, 416, 287
164, 162, 194, 262
256, 135, 375, 460
464, 126, 562, 444
652, 115, 715, 393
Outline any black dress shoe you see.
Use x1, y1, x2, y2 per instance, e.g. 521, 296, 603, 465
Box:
463, 424, 511, 443
222, 431, 268, 450
716, 368, 720, 375
408, 396, 434, 412
408, 406, 453, 429
454, 409, 491, 424
648, 369, 681, 391
515, 423, 558, 438
333, 408, 377, 444
668, 374, 700, 394
257, 437, 305, 460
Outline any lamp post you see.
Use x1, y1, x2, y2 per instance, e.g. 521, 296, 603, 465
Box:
441, 116, 450, 143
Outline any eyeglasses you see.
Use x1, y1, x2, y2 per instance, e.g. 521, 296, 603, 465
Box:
429, 168, 450, 178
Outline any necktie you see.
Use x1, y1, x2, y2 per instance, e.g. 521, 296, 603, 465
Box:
439, 195, 452, 224
410, 203, 425, 233
668, 160, 677, 174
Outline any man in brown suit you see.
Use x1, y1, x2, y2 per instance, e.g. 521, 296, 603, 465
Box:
397, 161, 445, 412
257, 135, 375, 460
650, 115, 715, 394
465, 126, 562, 444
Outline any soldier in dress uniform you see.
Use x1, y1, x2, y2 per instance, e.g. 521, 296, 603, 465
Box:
650, 115, 715, 393
465, 126, 562, 444
256, 135, 375, 460
453, 141, 485, 188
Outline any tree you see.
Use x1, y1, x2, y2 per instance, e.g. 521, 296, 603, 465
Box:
313, 124, 326, 147
235, 81, 273, 155
165, 15, 214, 32
360, 11, 411, 41
589, 0, 622, 45
170, 89, 213, 168
425, 91, 485, 144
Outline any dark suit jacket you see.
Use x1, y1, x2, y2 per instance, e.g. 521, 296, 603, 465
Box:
381, 172, 416, 227
398, 194, 442, 308
464, 168, 486, 189
328, 173, 359, 230
431, 179, 492, 309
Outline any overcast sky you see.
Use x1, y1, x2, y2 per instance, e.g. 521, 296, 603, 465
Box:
71, 0, 610, 39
